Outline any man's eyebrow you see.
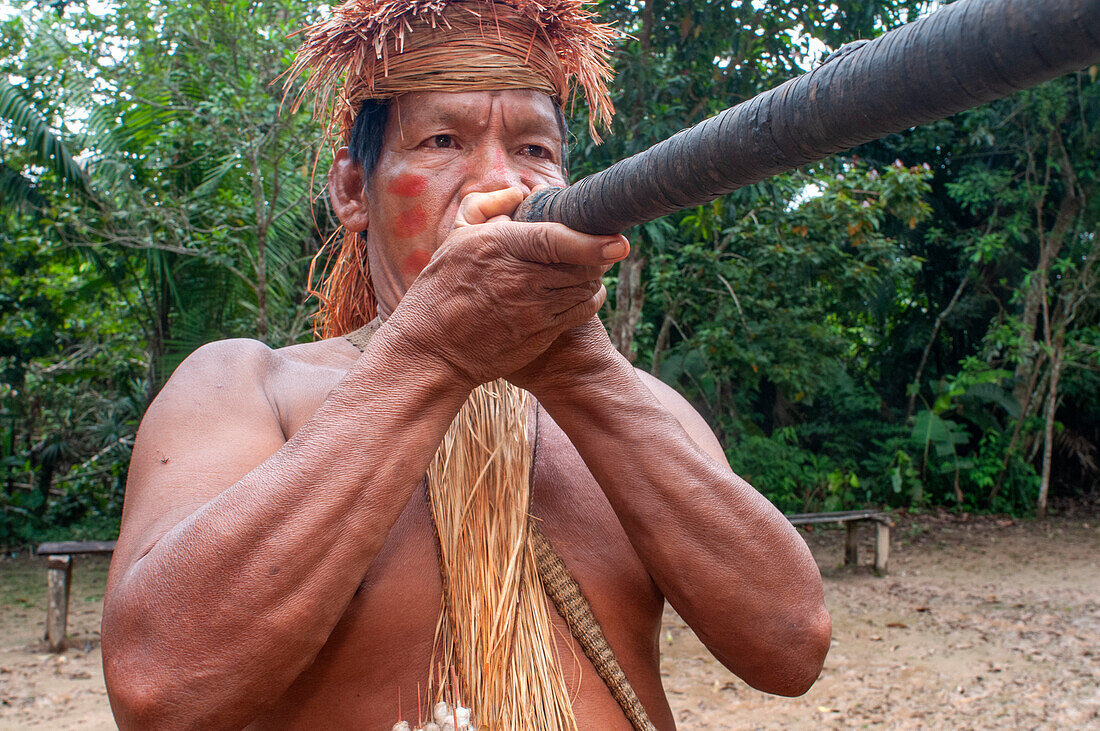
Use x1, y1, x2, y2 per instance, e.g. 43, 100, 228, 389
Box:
430, 108, 468, 127
419, 107, 559, 137
503, 114, 562, 138
418, 105, 492, 129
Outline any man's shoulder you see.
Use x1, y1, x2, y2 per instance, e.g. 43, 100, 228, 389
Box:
270, 334, 362, 371
146, 336, 360, 445
632, 367, 677, 400
165, 338, 276, 392
632, 367, 699, 422
167, 336, 357, 391
136, 340, 280, 432
631, 366, 729, 467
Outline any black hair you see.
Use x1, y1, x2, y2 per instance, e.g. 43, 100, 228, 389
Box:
347, 99, 392, 181
346, 97, 570, 181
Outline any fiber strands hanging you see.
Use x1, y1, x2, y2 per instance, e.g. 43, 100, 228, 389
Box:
426, 379, 577, 731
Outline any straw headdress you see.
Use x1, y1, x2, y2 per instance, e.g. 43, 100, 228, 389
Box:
288, 0, 618, 145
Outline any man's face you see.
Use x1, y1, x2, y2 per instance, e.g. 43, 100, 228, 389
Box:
359, 89, 568, 310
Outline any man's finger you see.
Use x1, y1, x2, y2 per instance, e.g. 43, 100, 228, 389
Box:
542, 267, 608, 289
455, 188, 526, 227
508, 223, 630, 267
542, 280, 603, 310
553, 284, 608, 326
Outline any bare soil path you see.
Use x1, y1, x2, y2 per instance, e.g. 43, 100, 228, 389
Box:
2, 513, 1097, 729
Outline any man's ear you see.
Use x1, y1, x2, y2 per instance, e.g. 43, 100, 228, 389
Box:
329, 147, 370, 233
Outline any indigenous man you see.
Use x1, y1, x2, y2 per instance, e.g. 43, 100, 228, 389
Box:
101, 0, 831, 728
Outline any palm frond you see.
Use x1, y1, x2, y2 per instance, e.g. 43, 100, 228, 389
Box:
0, 78, 91, 199
0, 161, 47, 210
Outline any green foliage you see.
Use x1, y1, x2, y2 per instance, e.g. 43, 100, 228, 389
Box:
1, 0, 326, 544
0, 75, 92, 208
904, 366, 1042, 513
642, 161, 930, 438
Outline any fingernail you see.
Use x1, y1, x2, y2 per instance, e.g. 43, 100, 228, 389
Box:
601, 241, 627, 260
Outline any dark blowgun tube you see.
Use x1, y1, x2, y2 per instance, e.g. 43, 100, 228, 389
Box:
520, 0, 1100, 234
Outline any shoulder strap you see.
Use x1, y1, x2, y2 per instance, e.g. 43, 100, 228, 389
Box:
528, 520, 656, 731
343, 318, 381, 351
342, 320, 656, 731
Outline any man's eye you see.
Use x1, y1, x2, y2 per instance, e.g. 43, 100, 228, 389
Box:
419, 134, 457, 149
520, 144, 550, 159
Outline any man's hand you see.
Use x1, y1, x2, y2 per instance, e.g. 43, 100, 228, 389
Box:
388, 187, 629, 389
506, 315, 622, 401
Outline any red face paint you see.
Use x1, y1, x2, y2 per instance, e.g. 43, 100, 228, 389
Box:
402, 249, 433, 278
388, 174, 429, 198
393, 205, 428, 239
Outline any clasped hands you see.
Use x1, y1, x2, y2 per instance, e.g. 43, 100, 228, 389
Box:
388, 186, 631, 400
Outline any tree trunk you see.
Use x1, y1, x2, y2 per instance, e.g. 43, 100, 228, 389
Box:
3, 419, 15, 495
1037, 331, 1065, 519
609, 253, 646, 361
650, 309, 675, 376
249, 145, 271, 341
1013, 130, 1079, 408
640, 0, 656, 55
34, 461, 55, 519
145, 253, 172, 408
604, 2, 657, 362
907, 272, 969, 417
256, 259, 268, 341
991, 351, 1047, 504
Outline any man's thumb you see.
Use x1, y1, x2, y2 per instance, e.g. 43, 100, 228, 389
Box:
454, 188, 526, 227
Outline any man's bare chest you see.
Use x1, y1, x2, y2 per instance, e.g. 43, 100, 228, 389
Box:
254, 354, 667, 727
269, 348, 651, 583
270, 357, 659, 610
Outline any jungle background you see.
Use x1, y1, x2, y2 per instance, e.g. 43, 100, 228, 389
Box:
1, 0, 1097, 543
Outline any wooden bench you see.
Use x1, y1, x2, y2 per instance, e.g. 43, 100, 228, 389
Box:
37, 540, 117, 652
786, 509, 892, 573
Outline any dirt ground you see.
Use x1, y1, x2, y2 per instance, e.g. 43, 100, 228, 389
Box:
1, 512, 1097, 730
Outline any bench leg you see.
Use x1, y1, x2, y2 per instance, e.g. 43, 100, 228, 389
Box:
46, 555, 72, 652
844, 522, 859, 566
874, 523, 890, 574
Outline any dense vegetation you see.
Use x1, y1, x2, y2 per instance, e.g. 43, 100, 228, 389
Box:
2, 0, 1097, 545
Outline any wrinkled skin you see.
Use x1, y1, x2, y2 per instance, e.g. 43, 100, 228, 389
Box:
101, 90, 831, 730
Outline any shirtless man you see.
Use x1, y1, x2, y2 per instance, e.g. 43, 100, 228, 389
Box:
100, 4, 830, 729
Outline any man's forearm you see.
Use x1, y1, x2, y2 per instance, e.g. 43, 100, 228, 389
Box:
536, 357, 830, 696
103, 327, 471, 729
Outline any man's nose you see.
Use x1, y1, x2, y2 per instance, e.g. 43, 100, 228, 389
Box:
461, 144, 531, 197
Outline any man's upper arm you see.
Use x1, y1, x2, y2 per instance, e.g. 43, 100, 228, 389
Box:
634, 368, 730, 468
111, 339, 287, 577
